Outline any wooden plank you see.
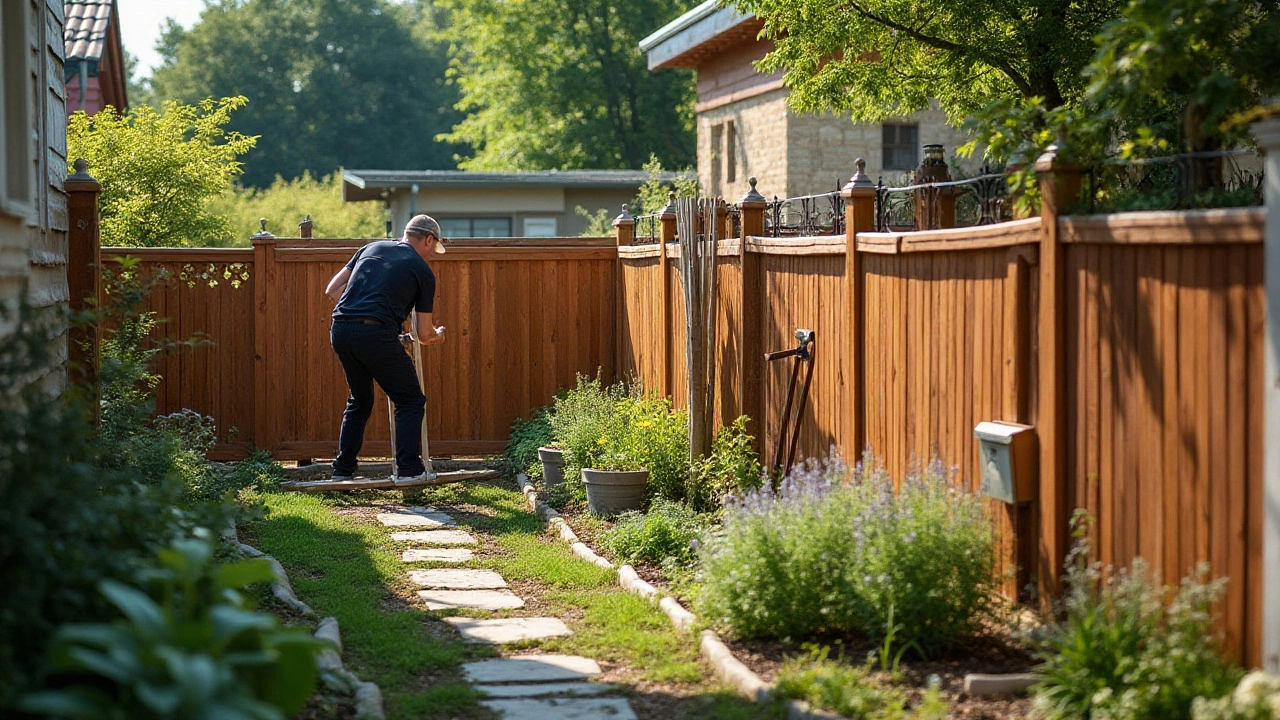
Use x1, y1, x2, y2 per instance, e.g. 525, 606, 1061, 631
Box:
1060, 207, 1264, 245
275, 247, 619, 262
280, 468, 501, 493
900, 217, 1041, 253
1224, 250, 1248, 661
103, 247, 255, 261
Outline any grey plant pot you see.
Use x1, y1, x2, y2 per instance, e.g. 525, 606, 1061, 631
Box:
582, 468, 649, 515
537, 446, 565, 490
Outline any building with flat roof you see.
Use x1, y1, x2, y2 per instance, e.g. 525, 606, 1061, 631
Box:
639, 1, 972, 201
342, 169, 685, 238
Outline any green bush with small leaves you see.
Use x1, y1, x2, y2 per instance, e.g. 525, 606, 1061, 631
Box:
599, 498, 708, 568
776, 644, 948, 720
687, 416, 763, 511
505, 407, 553, 480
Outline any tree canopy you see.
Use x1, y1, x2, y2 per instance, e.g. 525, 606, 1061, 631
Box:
207, 172, 383, 244
151, 0, 461, 187
439, 0, 697, 171
733, 0, 1124, 125
67, 97, 256, 247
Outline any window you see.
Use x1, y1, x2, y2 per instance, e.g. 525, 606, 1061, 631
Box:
882, 124, 919, 171
710, 122, 723, 196
0, 0, 33, 219
725, 120, 736, 184
522, 217, 557, 237
438, 217, 512, 238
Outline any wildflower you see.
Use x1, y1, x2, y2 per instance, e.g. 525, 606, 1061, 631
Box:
597, 437, 608, 445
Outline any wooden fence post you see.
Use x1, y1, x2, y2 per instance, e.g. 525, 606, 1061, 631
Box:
1035, 146, 1084, 606
739, 178, 767, 448
659, 193, 677, 399
1254, 117, 1280, 672
251, 219, 277, 454
613, 204, 635, 247
843, 159, 875, 458
65, 158, 101, 389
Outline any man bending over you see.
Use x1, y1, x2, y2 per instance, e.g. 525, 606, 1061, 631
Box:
324, 214, 446, 481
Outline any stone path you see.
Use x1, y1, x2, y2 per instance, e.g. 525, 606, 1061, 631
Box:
378, 506, 637, 719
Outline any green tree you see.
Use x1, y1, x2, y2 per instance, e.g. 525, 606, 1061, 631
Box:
151, 0, 461, 188
67, 97, 256, 247
440, 0, 697, 171
207, 171, 383, 244
733, 0, 1124, 125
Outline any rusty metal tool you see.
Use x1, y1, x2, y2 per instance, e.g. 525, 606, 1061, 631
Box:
764, 328, 815, 476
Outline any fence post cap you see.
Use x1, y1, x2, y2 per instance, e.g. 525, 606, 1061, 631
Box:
612, 203, 635, 227
66, 158, 102, 191
660, 191, 678, 219
740, 177, 767, 206
1034, 144, 1083, 174
251, 218, 276, 240
842, 159, 875, 197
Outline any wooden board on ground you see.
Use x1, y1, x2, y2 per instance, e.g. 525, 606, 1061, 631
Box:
280, 469, 501, 493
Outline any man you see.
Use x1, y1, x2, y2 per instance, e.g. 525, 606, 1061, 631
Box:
324, 214, 447, 481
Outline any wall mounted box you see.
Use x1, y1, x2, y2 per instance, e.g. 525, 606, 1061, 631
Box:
974, 421, 1037, 504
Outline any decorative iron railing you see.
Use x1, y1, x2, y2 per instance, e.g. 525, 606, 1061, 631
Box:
635, 213, 660, 244
873, 165, 1010, 232
764, 180, 847, 237
1080, 149, 1263, 213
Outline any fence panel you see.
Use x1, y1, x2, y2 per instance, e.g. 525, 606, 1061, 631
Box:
102, 250, 257, 458
617, 248, 665, 395
1061, 210, 1265, 665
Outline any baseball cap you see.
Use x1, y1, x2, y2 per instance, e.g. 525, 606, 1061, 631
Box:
405, 214, 446, 253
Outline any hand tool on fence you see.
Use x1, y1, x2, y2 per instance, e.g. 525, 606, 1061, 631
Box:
281, 318, 499, 493
765, 328, 815, 477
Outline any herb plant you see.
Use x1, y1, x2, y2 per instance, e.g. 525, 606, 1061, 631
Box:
599, 498, 708, 567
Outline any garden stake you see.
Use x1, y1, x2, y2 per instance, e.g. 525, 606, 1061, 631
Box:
764, 329, 815, 476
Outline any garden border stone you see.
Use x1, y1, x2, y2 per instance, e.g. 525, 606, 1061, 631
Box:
226, 525, 386, 720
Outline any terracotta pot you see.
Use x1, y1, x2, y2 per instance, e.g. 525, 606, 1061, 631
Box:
581, 468, 648, 515
537, 446, 565, 490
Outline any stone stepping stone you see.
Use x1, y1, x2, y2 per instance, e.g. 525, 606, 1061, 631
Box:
475, 683, 616, 698
402, 548, 474, 563
444, 617, 572, 644
481, 698, 636, 720
377, 509, 455, 528
408, 568, 506, 589
463, 655, 601, 684
389, 529, 477, 545
418, 589, 525, 611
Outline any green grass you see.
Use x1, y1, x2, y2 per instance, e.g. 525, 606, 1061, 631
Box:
244, 478, 784, 720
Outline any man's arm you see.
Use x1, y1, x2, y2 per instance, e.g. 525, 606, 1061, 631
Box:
325, 267, 351, 302
411, 311, 445, 346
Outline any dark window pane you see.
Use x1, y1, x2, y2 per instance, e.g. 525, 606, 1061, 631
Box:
471, 218, 512, 238
439, 218, 472, 237
882, 124, 919, 171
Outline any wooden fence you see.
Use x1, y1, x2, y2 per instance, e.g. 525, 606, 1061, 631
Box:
100, 237, 617, 461
612, 166, 1266, 665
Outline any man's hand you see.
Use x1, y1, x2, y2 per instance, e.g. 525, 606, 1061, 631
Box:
423, 325, 446, 346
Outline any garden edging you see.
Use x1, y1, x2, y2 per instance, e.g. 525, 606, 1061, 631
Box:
224, 525, 386, 720
516, 473, 829, 717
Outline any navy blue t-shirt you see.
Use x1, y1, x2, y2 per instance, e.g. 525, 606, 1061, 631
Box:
332, 241, 436, 329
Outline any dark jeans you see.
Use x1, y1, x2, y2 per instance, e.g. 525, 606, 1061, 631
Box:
331, 320, 426, 476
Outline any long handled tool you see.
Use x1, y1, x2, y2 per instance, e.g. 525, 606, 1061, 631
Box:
388, 314, 434, 480
765, 328, 816, 477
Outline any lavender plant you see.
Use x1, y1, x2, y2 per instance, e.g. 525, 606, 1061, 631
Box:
696, 454, 995, 655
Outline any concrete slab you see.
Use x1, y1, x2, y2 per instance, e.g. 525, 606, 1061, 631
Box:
408, 568, 507, 589
481, 698, 636, 719
474, 683, 616, 698
389, 530, 477, 545
377, 511, 454, 528
417, 589, 525, 611
444, 617, 572, 643
462, 655, 601, 684
402, 548, 475, 563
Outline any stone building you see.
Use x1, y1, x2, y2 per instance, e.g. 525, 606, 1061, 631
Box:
639, 1, 973, 201
1, 0, 71, 377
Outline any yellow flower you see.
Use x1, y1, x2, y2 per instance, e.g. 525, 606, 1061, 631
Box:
597, 437, 608, 445
637, 420, 653, 428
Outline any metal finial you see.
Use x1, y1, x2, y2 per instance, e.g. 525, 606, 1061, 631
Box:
251, 217, 275, 241
74, 158, 88, 173
662, 190, 677, 216
613, 203, 634, 226
260, 218, 268, 232
741, 176, 766, 204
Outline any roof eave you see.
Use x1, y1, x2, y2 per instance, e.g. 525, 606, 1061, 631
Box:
639, 2, 755, 69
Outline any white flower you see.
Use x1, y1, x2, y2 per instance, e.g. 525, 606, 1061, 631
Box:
1235, 671, 1277, 706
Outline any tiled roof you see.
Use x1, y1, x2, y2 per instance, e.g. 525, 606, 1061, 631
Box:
65, 0, 114, 62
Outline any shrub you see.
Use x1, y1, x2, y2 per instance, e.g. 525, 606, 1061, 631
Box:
599, 498, 708, 567
607, 396, 689, 502
1193, 672, 1280, 720
207, 171, 383, 245
1032, 536, 1242, 720
696, 454, 994, 656
505, 406, 553, 480
20, 534, 324, 719
548, 374, 628, 487
687, 416, 763, 511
